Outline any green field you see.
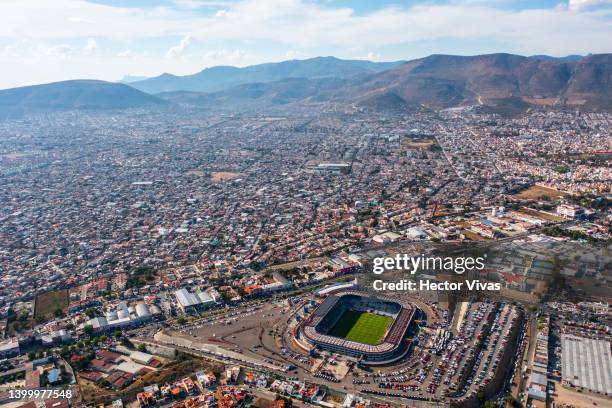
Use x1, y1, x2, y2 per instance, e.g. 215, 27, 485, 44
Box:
328, 310, 393, 345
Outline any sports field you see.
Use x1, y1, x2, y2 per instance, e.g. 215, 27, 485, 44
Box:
328, 310, 393, 345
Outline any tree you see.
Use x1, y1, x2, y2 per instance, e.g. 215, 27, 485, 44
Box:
121, 337, 134, 348
477, 391, 485, 403
83, 325, 93, 336
137, 344, 147, 352
484, 401, 496, 408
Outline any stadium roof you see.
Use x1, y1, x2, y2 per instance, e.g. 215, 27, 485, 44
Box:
302, 291, 415, 355
314, 280, 358, 297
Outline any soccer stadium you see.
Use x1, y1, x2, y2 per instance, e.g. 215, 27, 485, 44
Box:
298, 291, 416, 365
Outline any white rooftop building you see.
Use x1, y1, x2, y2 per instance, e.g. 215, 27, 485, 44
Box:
175, 288, 216, 312
84, 302, 160, 332
561, 335, 612, 396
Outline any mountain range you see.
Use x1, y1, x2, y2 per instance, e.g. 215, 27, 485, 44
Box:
129, 56, 404, 94
0, 53, 610, 116
339, 53, 612, 112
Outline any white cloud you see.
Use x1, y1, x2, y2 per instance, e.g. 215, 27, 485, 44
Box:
366, 52, 380, 61
45, 44, 73, 57
0, 0, 609, 56
117, 50, 133, 58
68, 17, 95, 24
286, 50, 305, 59
0, 0, 610, 88
202, 48, 248, 65
84, 38, 97, 54
568, 0, 612, 10
173, 0, 233, 9
166, 35, 193, 58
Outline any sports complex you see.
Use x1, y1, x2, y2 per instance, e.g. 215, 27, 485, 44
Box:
297, 291, 417, 365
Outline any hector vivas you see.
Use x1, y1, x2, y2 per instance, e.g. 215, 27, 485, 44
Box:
371, 253, 501, 292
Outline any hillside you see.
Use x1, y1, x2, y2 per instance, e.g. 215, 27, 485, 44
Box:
157, 53, 612, 114
342, 53, 612, 111
131, 56, 404, 94
1, 54, 609, 117
0, 80, 166, 117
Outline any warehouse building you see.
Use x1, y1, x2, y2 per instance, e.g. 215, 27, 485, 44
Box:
561, 335, 612, 396
175, 288, 216, 313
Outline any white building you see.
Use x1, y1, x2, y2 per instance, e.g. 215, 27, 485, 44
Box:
0, 339, 20, 358
561, 335, 612, 395
175, 288, 216, 313
557, 204, 580, 218
83, 302, 159, 332
372, 231, 401, 243
130, 350, 154, 365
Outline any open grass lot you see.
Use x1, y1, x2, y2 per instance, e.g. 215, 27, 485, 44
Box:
329, 310, 392, 345
34, 289, 69, 320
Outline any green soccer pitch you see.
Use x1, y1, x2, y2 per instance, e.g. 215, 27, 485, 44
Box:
328, 310, 393, 345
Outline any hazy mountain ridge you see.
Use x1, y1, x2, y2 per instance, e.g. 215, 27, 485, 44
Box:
130, 56, 405, 93
119, 75, 149, 83
0, 80, 166, 117
160, 53, 612, 113
0, 54, 610, 117
338, 53, 612, 111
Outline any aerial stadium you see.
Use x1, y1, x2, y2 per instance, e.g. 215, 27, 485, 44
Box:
297, 291, 417, 365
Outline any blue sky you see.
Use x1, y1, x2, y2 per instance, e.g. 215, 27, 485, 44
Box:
0, 0, 610, 88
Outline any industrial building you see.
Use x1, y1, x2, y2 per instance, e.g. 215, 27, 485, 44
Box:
82, 301, 162, 332
561, 335, 612, 396
175, 288, 217, 313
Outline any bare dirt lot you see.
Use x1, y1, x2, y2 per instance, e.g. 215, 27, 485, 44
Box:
34, 289, 69, 321
554, 384, 612, 407
514, 185, 566, 200
211, 172, 242, 182
517, 207, 565, 222
401, 138, 436, 149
